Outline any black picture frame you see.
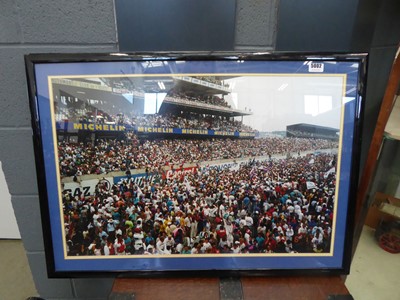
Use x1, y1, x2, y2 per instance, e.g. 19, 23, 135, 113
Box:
25, 52, 367, 277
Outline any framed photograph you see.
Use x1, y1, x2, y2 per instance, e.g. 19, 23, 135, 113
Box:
25, 52, 367, 277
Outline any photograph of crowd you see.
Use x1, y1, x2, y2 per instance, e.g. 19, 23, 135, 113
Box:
53, 72, 343, 258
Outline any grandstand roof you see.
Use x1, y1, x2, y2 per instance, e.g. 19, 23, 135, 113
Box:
158, 100, 252, 117
287, 123, 339, 132
53, 83, 131, 116
174, 79, 230, 95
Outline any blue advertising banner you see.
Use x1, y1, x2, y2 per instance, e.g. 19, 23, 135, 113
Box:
56, 121, 126, 132
56, 122, 257, 138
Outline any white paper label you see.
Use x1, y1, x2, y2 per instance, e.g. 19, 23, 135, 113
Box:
309, 62, 324, 72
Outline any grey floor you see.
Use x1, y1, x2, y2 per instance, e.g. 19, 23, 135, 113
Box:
345, 226, 400, 300
0, 239, 37, 300
0, 226, 398, 300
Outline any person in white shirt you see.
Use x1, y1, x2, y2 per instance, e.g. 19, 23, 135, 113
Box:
156, 236, 167, 254
245, 215, 254, 227
164, 235, 175, 249
201, 238, 212, 253
286, 225, 294, 241
231, 241, 241, 253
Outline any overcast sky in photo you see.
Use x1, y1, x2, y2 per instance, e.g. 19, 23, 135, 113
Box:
225, 75, 345, 132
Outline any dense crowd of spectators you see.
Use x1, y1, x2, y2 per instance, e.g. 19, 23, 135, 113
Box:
130, 113, 255, 132
58, 135, 337, 177
192, 76, 223, 86
64, 152, 336, 256
167, 89, 231, 108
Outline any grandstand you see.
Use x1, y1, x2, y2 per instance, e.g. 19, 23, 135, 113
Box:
53, 74, 255, 142
286, 123, 339, 140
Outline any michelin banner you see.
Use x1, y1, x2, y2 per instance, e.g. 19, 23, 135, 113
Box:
57, 122, 126, 132
56, 122, 257, 138
137, 126, 256, 137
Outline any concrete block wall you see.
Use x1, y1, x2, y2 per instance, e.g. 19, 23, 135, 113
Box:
0, 1, 278, 299
0, 1, 117, 299
235, 0, 278, 50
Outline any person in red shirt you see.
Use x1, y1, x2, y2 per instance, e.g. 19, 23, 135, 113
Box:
216, 225, 227, 241
265, 235, 277, 252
